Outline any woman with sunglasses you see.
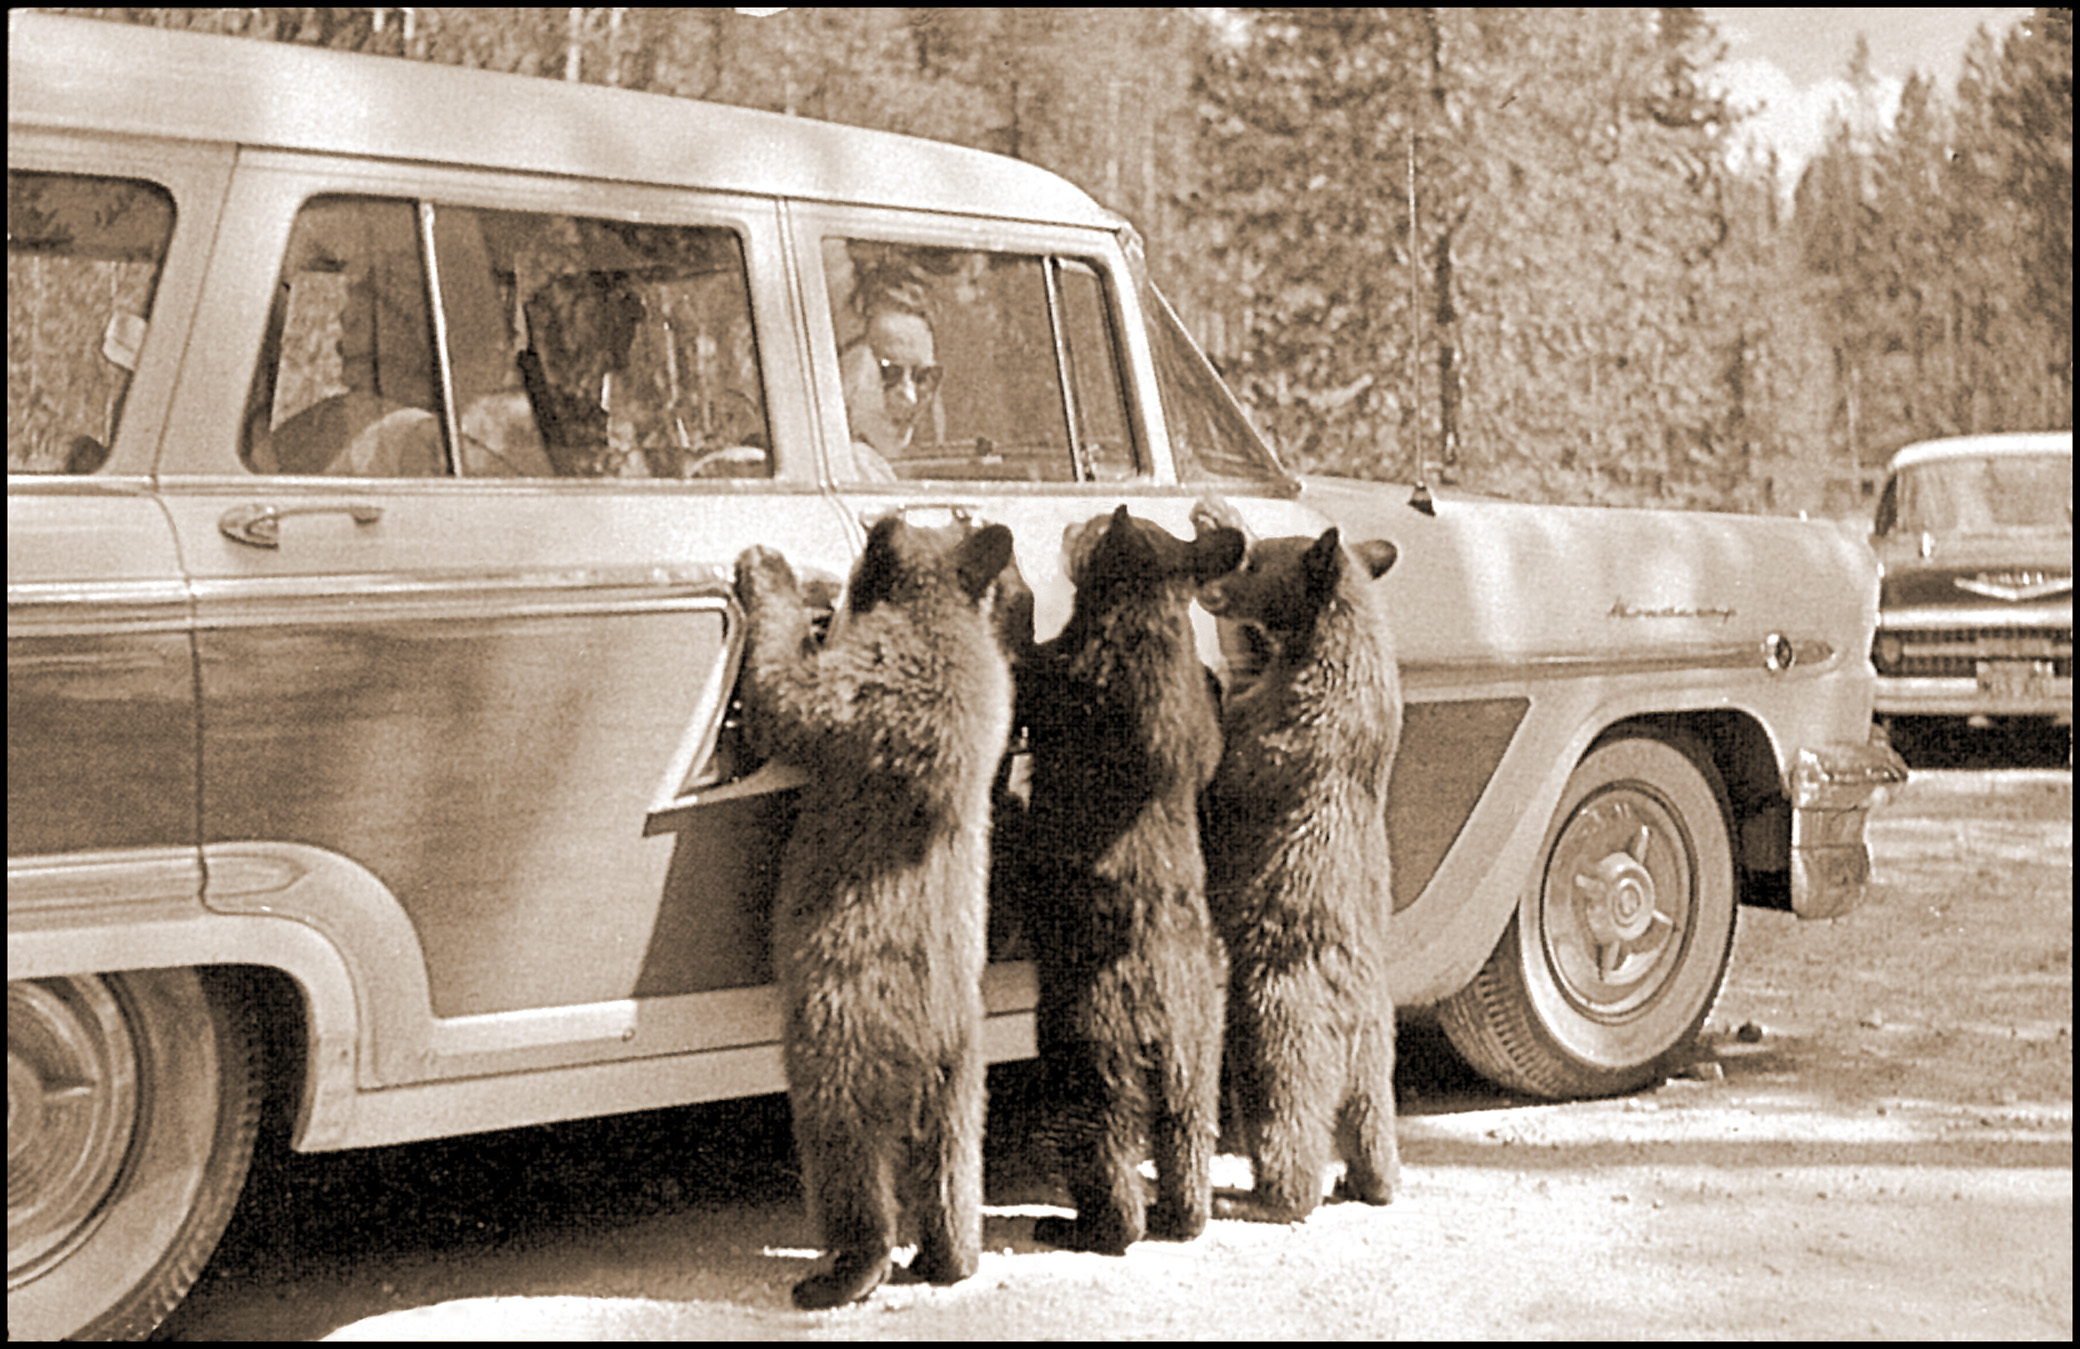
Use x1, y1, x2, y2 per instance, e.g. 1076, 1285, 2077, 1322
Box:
838, 305, 942, 480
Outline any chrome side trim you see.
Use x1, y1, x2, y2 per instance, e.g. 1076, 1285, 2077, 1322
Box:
1401, 638, 1834, 686
185, 564, 734, 627
645, 586, 750, 819
7, 848, 203, 917
7, 580, 194, 637
314, 964, 1037, 1152
643, 760, 812, 833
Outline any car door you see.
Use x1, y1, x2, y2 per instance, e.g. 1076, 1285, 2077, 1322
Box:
157, 155, 857, 1087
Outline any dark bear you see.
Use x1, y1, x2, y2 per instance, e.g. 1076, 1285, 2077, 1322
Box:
1017, 505, 1245, 1254
731, 515, 1016, 1309
1198, 526, 1403, 1221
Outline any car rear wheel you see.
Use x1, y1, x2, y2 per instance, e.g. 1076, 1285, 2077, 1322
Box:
8, 967, 261, 1340
1438, 735, 1737, 1098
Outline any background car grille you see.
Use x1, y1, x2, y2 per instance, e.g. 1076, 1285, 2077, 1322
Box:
1873, 626, 2075, 678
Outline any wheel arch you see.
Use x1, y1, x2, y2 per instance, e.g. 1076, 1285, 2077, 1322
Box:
1591, 708, 1791, 913
9, 849, 365, 1151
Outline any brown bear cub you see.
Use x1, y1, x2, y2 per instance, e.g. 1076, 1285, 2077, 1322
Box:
732, 516, 1016, 1309
1199, 526, 1403, 1221
1017, 505, 1245, 1254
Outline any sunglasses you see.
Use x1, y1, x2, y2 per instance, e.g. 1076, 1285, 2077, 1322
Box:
876, 358, 942, 397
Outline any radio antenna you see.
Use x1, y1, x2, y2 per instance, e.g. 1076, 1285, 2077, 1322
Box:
1407, 131, 1435, 516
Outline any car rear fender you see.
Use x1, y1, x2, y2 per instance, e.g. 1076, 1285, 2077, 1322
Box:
8, 846, 362, 1150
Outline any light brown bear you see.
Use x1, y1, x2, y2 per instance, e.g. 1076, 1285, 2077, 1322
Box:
732, 515, 1014, 1309
1198, 526, 1403, 1221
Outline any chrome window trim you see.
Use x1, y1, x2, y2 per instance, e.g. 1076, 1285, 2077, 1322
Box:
418, 200, 463, 476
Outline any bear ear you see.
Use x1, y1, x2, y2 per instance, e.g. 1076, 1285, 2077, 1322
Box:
1303, 527, 1345, 597
1192, 524, 1246, 583
955, 523, 1016, 602
848, 516, 903, 614
1099, 505, 1159, 573
1352, 538, 1399, 580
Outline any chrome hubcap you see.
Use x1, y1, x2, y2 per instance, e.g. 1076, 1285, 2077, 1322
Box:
7, 978, 139, 1284
1544, 788, 1692, 1016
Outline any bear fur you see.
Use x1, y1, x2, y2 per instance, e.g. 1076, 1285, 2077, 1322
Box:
1199, 526, 1403, 1221
732, 516, 1015, 1309
1017, 505, 1244, 1253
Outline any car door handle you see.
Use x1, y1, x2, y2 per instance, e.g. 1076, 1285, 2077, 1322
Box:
219, 502, 384, 549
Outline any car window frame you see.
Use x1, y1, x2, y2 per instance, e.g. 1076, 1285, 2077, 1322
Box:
6, 132, 234, 481
786, 201, 1160, 493
161, 153, 812, 488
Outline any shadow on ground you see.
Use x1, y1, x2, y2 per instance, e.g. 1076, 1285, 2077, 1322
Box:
161, 1025, 1524, 1340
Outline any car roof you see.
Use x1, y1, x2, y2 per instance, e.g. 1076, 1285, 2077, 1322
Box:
1885, 431, 2074, 473
7, 13, 1120, 230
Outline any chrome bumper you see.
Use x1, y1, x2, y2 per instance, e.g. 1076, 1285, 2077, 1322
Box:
1872, 671, 2073, 721
1785, 736, 1910, 920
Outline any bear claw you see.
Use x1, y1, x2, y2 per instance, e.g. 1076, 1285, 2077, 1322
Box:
791, 1252, 891, 1310
1146, 1199, 1209, 1241
907, 1245, 977, 1286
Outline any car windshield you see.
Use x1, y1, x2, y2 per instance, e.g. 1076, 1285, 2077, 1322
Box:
1880, 453, 2073, 536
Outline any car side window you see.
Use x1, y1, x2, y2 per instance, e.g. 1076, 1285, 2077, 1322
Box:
1140, 279, 1288, 486
7, 171, 175, 475
244, 195, 771, 479
244, 197, 442, 476
821, 236, 1138, 483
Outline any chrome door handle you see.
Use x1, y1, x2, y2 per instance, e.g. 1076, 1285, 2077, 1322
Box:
219, 502, 384, 549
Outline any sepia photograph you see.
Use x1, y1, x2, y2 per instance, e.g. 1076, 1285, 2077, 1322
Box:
8, 6, 2068, 1339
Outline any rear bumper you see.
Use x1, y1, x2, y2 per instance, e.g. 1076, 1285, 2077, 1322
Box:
1785, 736, 1910, 920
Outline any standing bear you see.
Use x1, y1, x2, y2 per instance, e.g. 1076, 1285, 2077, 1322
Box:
1017, 505, 1244, 1254
1199, 525, 1404, 1221
732, 516, 1016, 1309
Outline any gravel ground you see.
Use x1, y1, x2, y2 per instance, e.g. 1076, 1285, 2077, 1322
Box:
162, 765, 2072, 1341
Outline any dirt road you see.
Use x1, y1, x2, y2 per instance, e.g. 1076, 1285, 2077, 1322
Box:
161, 767, 2072, 1340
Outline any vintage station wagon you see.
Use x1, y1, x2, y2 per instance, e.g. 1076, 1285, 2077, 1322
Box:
9, 15, 1905, 1339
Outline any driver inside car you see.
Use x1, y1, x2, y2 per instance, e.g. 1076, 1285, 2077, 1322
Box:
837, 304, 941, 481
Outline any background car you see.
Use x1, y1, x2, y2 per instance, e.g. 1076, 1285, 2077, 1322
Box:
1868, 432, 2074, 758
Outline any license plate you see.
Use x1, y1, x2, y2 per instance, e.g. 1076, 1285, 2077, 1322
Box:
1977, 660, 2052, 698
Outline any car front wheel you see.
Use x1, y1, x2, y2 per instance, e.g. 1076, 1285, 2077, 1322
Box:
1438, 735, 1738, 1098
8, 967, 261, 1340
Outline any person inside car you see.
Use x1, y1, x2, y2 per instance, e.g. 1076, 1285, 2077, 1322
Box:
837, 304, 941, 481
